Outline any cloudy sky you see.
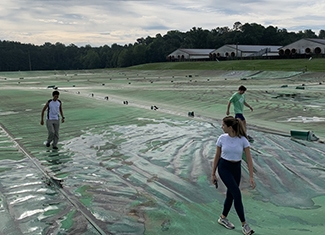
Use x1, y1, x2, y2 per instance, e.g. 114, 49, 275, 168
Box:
1, 0, 324, 47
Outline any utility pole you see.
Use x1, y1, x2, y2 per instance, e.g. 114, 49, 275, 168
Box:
236, 42, 238, 58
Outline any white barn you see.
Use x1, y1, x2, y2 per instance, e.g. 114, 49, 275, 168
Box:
279, 38, 325, 56
167, 49, 215, 61
211, 44, 281, 58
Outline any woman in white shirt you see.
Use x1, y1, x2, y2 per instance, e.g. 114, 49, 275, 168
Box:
211, 116, 256, 235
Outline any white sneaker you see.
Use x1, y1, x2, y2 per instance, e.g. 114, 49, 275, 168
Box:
218, 216, 235, 229
242, 223, 254, 235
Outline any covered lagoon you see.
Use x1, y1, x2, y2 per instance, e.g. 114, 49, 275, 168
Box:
1, 69, 325, 235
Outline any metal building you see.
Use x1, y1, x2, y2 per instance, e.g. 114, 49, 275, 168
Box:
166, 49, 215, 61
278, 38, 325, 56
210, 44, 281, 59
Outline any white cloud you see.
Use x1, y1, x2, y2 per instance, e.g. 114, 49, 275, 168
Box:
0, 0, 324, 46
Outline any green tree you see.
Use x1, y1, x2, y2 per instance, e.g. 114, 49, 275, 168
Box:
132, 44, 146, 65
303, 29, 317, 38
183, 27, 210, 48
319, 30, 325, 39
82, 49, 101, 69
262, 26, 279, 45
240, 23, 265, 44
233, 21, 242, 31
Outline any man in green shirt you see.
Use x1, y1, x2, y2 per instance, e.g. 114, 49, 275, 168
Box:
226, 85, 253, 134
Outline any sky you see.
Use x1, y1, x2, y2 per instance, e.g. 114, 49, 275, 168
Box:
1, 0, 325, 47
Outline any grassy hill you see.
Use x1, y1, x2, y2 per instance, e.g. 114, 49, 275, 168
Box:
130, 58, 325, 72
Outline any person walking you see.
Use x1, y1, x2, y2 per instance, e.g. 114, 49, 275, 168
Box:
211, 116, 256, 235
40, 90, 65, 149
226, 85, 253, 140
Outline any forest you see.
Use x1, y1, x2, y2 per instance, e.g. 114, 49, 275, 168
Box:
1, 22, 325, 71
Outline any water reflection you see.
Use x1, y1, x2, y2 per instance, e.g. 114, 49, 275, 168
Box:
2, 117, 325, 234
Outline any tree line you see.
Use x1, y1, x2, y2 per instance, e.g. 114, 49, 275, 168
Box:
1, 22, 324, 71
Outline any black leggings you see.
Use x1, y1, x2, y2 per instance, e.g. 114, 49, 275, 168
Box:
218, 158, 245, 222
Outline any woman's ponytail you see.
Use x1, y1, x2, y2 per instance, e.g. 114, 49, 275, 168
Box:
236, 118, 248, 138
223, 116, 247, 138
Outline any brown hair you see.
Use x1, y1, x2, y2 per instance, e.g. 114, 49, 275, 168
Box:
238, 85, 247, 91
223, 116, 247, 138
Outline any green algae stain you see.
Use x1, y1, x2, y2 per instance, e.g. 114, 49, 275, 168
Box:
60, 210, 77, 230
75, 185, 93, 207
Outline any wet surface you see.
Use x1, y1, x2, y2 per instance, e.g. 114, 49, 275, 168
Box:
1, 70, 325, 234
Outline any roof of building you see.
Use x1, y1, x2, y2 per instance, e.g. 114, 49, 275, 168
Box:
168, 49, 215, 56
305, 38, 325, 45
214, 44, 281, 52
279, 38, 325, 49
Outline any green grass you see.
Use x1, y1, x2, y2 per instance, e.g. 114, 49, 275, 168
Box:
129, 58, 325, 72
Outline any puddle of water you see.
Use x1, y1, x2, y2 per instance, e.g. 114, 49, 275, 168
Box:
1, 115, 325, 234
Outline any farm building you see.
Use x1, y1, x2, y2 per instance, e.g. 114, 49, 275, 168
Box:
210, 44, 281, 59
279, 38, 325, 57
166, 49, 215, 61
166, 39, 325, 61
